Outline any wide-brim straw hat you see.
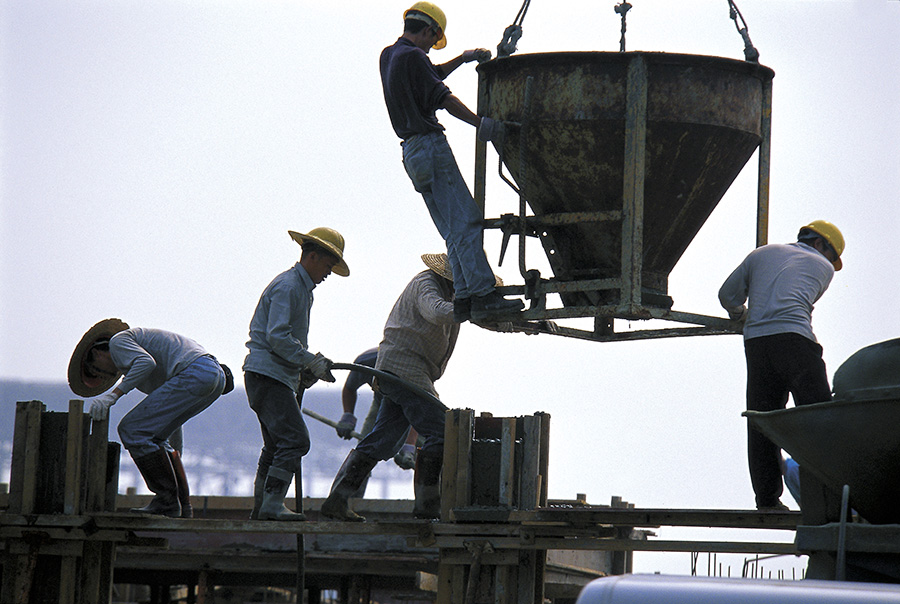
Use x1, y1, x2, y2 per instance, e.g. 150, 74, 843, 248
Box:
288, 227, 349, 277
421, 253, 503, 286
68, 318, 129, 397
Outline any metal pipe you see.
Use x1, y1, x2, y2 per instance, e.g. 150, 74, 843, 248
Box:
329, 363, 443, 407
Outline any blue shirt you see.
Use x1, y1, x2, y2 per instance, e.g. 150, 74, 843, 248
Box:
380, 37, 451, 140
243, 262, 317, 392
344, 347, 378, 392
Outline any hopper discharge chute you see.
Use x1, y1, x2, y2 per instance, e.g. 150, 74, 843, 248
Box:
475, 51, 775, 342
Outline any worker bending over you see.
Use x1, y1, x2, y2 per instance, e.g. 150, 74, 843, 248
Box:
70, 319, 231, 518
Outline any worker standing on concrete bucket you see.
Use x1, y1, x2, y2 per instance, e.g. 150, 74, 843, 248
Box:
718, 220, 845, 511
243, 227, 349, 521
380, 2, 523, 323
69, 319, 232, 518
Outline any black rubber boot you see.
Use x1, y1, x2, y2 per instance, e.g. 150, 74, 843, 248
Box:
258, 466, 306, 521
413, 446, 443, 520
320, 450, 378, 522
168, 450, 193, 518
249, 463, 268, 520
130, 448, 182, 518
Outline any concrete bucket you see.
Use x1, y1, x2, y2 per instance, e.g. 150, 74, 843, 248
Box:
478, 52, 775, 308
745, 339, 900, 524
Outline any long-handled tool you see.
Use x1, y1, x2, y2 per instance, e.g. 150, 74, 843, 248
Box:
301, 362, 443, 437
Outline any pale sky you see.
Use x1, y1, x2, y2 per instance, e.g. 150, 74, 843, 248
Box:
2, 0, 899, 576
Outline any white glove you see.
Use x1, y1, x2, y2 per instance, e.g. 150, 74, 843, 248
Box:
89, 391, 120, 421
477, 117, 503, 143
393, 444, 417, 470
336, 412, 357, 439
306, 352, 336, 383
462, 48, 491, 63
727, 305, 748, 322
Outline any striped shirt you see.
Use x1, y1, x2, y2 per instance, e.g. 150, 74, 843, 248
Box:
376, 270, 458, 397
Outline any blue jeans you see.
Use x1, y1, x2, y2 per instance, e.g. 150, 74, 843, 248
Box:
402, 131, 495, 299
356, 378, 447, 461
118, 355, 225, 457
245, 371, 311, 474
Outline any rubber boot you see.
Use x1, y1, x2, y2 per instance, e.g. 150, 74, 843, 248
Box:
130, 448, 182, 518
320, 449, 378, 522
258, 466, 306, 521
413, 446, 443, 520
249, 463, 268, 520
168, 450, 193, 518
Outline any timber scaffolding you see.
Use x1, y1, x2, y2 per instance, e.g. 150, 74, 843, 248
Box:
0, 400, 802, 604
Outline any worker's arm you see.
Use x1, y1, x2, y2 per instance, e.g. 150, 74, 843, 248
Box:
435, 49, 490, 79
341, 383, 358, 415
439, 94, 479, 127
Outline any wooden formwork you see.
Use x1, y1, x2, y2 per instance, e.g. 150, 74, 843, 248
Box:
437, 410, 552, 604
2, 400, 121, 604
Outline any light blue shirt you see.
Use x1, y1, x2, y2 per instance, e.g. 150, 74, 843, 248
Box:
110, 327, 208, 395
719, 242, 834, 342
242, 262, 317, 392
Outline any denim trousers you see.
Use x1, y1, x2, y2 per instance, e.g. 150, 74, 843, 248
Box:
744, 333, 832, 505
245, 371, 310, 474
118, 355, 225, 458
356, 379, 447, 461
402, 131, 495, 299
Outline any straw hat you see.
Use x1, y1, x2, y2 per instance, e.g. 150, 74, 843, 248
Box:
421, 253, 503, 286
68, 318, 129, 397
288, 227, 349, 277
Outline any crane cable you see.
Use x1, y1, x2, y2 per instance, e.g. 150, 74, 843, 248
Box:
727, 0, 760, 62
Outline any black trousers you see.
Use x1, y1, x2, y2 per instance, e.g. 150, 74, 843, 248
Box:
744, 333, 832, 506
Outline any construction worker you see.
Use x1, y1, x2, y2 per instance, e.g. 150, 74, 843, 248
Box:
339, 347, 420, 473
243, 228, 348, 521
380, 2, 524, 323
321, 253, 468, 521
719, 220, 845, 511
69, 319, 232, 518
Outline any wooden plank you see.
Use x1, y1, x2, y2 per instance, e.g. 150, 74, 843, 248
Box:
58, 556, 79, 604
435, 562, 454, 604
538, 413, 550, 507
86, 414, 110, 512
519, 415, 540, 510
440, 409, 459, 522
513, 507, 800, 530
80, 542, 103, 604
0, 551, 38, 604
64, 400, 86, 515
499, 418, 516, 507
455, 409, 473, 510
9, 400, 43, 514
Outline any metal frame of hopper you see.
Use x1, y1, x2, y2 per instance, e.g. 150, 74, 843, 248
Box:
473, 54, 773, 343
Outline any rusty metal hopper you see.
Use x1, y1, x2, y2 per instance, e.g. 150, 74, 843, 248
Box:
478, 52, 775, 305
745, 395, 900, 525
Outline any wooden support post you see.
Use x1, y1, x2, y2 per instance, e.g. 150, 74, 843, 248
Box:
64, 400, 86, 515
8, 400, 43, 514
499, 418, 516, 507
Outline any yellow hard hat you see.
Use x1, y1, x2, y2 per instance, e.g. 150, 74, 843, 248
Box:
288, 227, 350, 276
802, 220, 844, 271
405, 2, 447, 50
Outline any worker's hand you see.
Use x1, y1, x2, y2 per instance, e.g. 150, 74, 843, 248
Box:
307, 352, 336, 383
727, 305, 748, 323
393, 444, 417, 470
336, 412, 357, 440
299, 369, 318, 390
89, 391, 120, 421
477, 117, 504, 143
462, 48, 491, 63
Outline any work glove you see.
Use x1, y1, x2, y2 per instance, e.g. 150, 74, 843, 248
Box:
89, 391, 120, 421
462, 48, 492, 63
477, 117, 504, 143
727, 305, 748, 323
393, 443, 417, 470
336, 412, 357, 440
299, 369, 318, 390
307, 352, 336, 383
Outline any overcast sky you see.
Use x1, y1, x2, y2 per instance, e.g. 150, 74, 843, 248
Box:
2, 0, 898, 576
